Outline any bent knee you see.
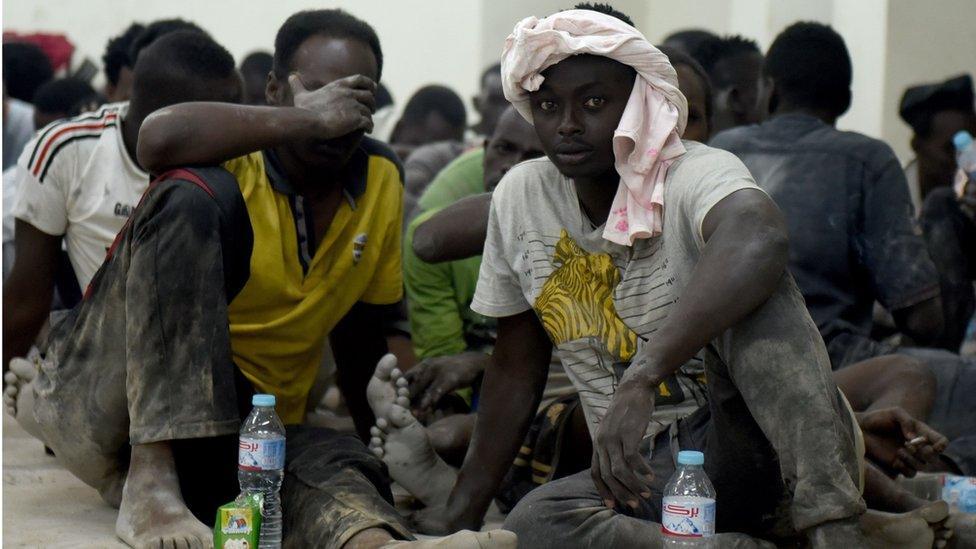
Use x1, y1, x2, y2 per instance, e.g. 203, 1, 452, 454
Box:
503, 475, 602, 545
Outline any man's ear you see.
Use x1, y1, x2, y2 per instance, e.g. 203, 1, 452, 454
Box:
266, 71, 284, 106
473, 94, 484, 115
910, 134, 922, 154
727, 86, 746, 116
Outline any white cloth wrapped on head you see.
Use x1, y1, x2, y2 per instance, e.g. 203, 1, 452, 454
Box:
501, 9, 688, 245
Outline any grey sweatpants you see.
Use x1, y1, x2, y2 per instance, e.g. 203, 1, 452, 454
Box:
504, 276, 867, 547
30, 168, 412, 546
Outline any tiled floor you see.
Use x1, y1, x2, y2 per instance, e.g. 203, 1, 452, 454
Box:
3, 414, 127, 547
2, 413, 507, 547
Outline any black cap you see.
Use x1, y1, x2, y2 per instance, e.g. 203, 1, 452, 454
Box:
899, 74, 974, 134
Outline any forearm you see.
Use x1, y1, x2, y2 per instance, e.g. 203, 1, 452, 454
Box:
629, 193, 788, 386
446, 311, 551, 526
137, 103, 321, 173
413, 193, 491, 263
3, 226, 60, 371
2, 282, 54, 371
833, 355, 935, 419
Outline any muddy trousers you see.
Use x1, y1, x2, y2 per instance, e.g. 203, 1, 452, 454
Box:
504, 276, 866, 548
30, 168, 411, 547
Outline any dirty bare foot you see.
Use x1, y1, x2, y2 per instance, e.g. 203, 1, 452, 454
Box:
381, 529, 518, 548
116, 441, 213, 549
370, 403, 456, 507
3, 356, 44, 440
367, 353, 410, 421
808, 517, 869, 548
861, 508, 943, 549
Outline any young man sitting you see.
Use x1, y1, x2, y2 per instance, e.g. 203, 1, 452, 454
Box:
402, 7, 867, 547
3, 27, 231, 372
5, 9, 514, 549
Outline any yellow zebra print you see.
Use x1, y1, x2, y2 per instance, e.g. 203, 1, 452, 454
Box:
533, 230, 638, 360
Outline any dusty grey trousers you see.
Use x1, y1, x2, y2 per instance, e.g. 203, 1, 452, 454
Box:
504, 276, 866, 547
31, 168, 412, 546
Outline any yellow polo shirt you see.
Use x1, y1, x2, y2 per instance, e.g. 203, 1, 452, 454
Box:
222, 139, 403, 423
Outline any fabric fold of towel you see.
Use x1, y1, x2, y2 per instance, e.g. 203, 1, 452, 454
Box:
500, 9, 689, 245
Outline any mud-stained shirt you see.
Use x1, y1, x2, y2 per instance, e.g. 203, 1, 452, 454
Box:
471, 142, 760, 436
710, 114, 940, 350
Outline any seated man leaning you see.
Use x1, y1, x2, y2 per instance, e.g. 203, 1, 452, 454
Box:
7, 8, 514, 549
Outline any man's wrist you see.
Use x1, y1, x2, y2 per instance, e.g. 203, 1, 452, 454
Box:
444, 486, 490, 529
623, 357, 667, 390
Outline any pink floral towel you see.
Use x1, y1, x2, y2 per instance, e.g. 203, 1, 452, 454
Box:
501, 9, 688, 245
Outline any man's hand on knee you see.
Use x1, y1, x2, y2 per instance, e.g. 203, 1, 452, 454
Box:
857, 407, 948, 477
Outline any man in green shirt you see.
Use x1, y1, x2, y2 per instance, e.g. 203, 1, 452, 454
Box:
401, 107, 544, 442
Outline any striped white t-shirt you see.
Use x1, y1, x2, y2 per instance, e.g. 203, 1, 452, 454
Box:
11, 103, 149, 289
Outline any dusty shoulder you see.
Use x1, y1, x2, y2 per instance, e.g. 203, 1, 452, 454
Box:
668, 141, 752, 182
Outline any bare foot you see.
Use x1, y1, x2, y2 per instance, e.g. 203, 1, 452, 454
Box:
116, 442, 213, 549
367, 354, 410, 421
4, 356, 44, 440
382, 529, 518, 548
370, 404, 457, 507
807, 517, 869, 548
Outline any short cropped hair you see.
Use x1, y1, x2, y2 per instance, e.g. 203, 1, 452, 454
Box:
659, 45, 713, 130
240, 51, 273, 77
399, 85, 467, 129
764, 22, 852, 116
102, 23, 146, 86
131, 30, 237, 103
128, 18, 207, 64
2, 42, 54, 103
692, 35, 760, 87
33, 78, 100, 117
573, 2, 635, 27
273, 9, 383, 81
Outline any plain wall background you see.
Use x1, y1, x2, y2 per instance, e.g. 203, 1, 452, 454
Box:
4, 0, 975, 162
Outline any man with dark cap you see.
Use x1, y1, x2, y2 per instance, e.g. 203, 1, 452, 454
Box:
900, 74, 976, 205
900, 74, 976, 353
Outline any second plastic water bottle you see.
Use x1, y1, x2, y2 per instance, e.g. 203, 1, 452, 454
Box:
662, 450, 716, 548
953, 130, 976, 197
239, 394, 286, 549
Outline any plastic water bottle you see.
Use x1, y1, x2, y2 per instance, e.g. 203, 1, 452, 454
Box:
953, 130, 976, 197
239, 394, 286, 548
662, 450, 716, 547
943, 475, 976, 514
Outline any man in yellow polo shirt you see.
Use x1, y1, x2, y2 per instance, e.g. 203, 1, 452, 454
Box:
12, 9, 512, 549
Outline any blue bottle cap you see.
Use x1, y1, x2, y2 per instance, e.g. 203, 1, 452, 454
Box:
677, 450, 705, 465
954, 131, 973, 151
252, 394, 276, 407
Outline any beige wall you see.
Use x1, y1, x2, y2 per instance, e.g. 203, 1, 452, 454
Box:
4, 0, 974, 160
2, 0, 485, 125
883, 0, 976, 161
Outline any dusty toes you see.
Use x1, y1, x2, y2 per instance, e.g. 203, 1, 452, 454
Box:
375, 353, 399, 381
